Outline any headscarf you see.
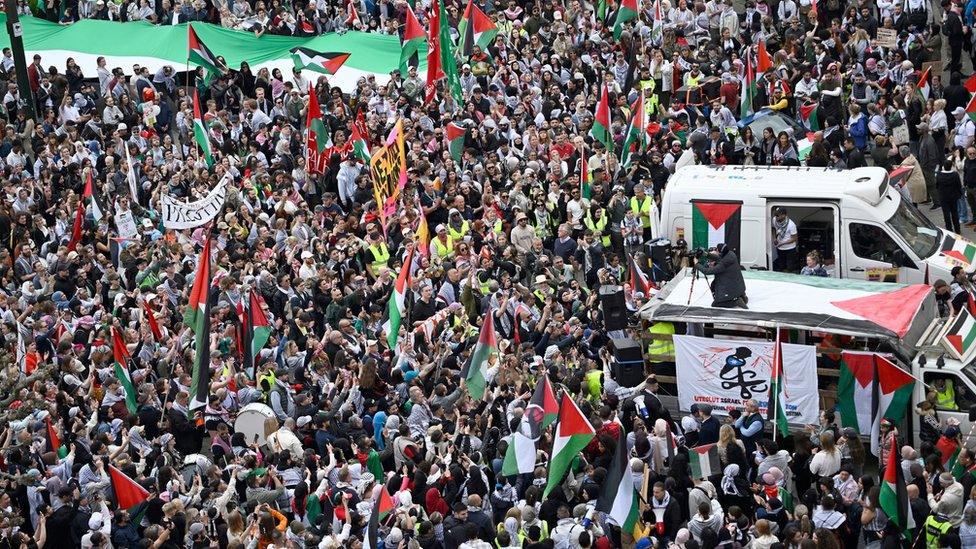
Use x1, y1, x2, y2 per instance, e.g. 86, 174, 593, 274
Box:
373, 411, 388, 450
425, 487, 449, 516
722, 464, 742, 496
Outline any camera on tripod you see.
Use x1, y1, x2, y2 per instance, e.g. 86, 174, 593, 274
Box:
689, 247, 710, 261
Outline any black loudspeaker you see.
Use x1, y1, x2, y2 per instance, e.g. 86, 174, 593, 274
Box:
613, 361, 645, 388
599, 285, 627, 331
611, 338, 643, 363
647, 239, 675, 282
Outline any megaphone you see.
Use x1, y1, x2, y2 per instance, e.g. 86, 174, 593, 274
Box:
653, 507, 666, 535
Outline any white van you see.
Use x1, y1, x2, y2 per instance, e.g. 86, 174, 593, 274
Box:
659, 164, 976, 283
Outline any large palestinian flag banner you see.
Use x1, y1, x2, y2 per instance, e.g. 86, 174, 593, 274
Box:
942, 309, 976, 362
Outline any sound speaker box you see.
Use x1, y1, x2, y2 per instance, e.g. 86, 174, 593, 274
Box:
613, 361, 645, 388
599, 285, 627, 331
610, 337, 643, 363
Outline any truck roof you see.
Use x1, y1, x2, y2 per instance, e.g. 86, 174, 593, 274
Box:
665, 165, 891, 206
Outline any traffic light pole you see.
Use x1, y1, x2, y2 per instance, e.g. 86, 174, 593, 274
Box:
4, 0, 35, 121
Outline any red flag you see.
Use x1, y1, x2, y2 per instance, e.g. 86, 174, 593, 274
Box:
142, 299, 162, 341
109, 465, 150, 509
68, 201, 85, 252
424, 0, 445, 104
46, 417, 60, 454
756, 40, 772, 74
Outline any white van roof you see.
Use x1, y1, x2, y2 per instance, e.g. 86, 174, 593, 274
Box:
667, 165, 890, 206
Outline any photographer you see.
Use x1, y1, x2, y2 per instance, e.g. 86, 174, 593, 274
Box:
695, 244, 748, 309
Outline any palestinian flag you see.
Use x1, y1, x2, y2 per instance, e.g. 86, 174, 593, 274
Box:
650, 0, 663, 45
399, 6, 426, 71
917, 66, 931, 101
612, 0, 638, 38
502, 431, 537, 476
247, 289, 272, 368
580, 154, 592, 199
350, 120, 371, 163
597, 0, 608, 21
967, 92, 976, 123
756, 40, 772, 74
383, 247, 414, 350
596, 427, 639, 534
290, 48, 350, 76
740, 54, 755, 116
16, 322, 37, 375
629, 255, 653, 296
620, 91, 647, 168
543, 394, 595, 498
184, 235, 214, 412
188, 26, 224, 77
767, 328, 789, 438
458, 0, 498, 56
880, 439, 915, 535
447, 122, 466, 162
941, 234, 976, 266
68, 200, 85, 252
108, 465, 150, 509
142, 299, 162, 341
837, 351, 915, 455
111, 327, 138, 414
83, 170, 105, 222
425, 0, 463, 104
306, 86, 332, 174
524, 375, 559, 441
691, 200, 742, 256
966, 73, 976, 94
193, 90, 214, 168
462, 309, 497, 400
799, 103, 821, 131
591, 84, 613, 152
943, 309, 976, 360
689, 444, 721, 479
376, 487, 396, 519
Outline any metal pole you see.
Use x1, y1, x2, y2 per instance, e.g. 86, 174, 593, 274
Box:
4, 0, 35, 121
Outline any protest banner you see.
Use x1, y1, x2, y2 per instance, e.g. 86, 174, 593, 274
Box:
370, 119, 407, 220
161, 176, 229, 230
673, 334, 819, 425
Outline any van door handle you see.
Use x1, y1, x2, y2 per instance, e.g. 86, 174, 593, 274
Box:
749, 266, 768, 270
850, 267, 865, 272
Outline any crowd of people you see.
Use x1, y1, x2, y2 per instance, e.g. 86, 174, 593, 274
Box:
2, 0, 976, 546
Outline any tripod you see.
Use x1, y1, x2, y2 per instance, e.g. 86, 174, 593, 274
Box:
687, 256, 711, 306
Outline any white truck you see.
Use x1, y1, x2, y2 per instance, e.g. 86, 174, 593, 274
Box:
659, 165, 976, 284
638, 268, 976, 447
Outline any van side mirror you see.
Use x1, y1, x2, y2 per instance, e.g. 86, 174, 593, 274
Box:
969, 404, 976, 422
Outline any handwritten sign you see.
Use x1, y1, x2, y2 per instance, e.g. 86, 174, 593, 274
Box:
370, 120, 406, 219
874, 28, 897, 49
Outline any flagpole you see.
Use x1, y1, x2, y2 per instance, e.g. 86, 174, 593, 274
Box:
772, 325, 780, 442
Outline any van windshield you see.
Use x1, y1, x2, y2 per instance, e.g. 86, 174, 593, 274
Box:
886, 196, 940, 259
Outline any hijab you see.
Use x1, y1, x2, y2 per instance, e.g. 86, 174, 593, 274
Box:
425, 487, 449, 516
722, 464, 743, 496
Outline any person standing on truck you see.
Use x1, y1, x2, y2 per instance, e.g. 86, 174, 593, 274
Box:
771, 207, 799, 273
936, 157, 964, 234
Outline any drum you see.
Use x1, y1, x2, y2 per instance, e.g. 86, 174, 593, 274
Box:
234, 403, 278, 446
181, 454, 213, 485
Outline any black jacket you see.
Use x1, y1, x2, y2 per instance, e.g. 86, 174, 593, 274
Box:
698, 416, 721, 445
937, 169, 964, 203
697, 250, 746, 304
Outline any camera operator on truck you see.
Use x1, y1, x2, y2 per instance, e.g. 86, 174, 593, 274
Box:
695, 243, 748, 309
